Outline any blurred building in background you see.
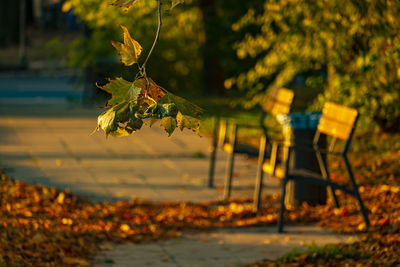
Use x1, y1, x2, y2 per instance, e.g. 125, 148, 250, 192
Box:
0, 0, 78, 47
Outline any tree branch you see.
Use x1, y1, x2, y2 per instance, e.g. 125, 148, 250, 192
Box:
142, 0, 162, 73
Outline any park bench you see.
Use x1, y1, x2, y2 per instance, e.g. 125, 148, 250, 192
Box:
275, 102, 370, 232
207, 87, 295, 206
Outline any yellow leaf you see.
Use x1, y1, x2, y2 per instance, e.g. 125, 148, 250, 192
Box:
223, 143, 233, 153
391, 186, 400, 194
357, 223, 366, 231
55, 159, 63, 167
57, 192, 65, 204
149, 224, 157, 232
62, 218, 73, 225
61, 1, 72, 13
120, 224, 130, 232
63, 257, 90, 267
111, 25, 143, 66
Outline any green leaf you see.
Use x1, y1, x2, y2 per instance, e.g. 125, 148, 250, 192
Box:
171, 0, 184, 9
158, 92, 203, 118
145, 103, 178, 118
111, 0, 140, 9
176, 112, 201, 133
111, 25, 142, 66
160, 116, 177, 136
96, 107, 117, 137
97, 77, 141, 106
94, 102, 143, 137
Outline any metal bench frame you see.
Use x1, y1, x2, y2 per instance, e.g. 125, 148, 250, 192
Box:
277, 102, 370, 233
208, 88, 294, 210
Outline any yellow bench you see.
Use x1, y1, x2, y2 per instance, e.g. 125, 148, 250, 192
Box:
221, 87, 294, 203
276, 102, 370, 232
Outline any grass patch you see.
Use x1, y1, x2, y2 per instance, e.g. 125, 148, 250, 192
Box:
277, 242, 370, 264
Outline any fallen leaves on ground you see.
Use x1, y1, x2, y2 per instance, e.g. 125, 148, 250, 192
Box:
0, 132, 399, 266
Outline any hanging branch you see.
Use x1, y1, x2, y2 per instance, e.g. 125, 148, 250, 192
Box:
138, 0, 162, 94
94, 0, 203, 138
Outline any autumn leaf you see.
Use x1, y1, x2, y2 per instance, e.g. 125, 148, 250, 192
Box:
96, 107, 117, 136
176, 112, 200, 133
111, 25, 143, 66
94, 102, 143, 137
111, 0, 140, 9
157, 92, 202, 133
171, 0, 184, 9
158, 92, 203, 118
160, 116, 177, 136
134, 78, 166, 102
97, 77, 141, 106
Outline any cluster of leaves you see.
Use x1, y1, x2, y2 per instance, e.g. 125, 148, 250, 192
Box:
88, 2, 203, 137
94, 74, 202, 137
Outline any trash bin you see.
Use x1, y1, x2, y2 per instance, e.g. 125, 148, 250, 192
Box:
277, 112, 327, 207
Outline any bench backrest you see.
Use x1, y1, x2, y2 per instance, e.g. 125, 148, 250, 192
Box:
318, 102, 358, 140
264, 87, 294, 116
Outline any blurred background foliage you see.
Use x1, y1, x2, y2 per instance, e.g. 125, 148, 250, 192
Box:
61, 0, 400, 132
229, 0, 400, 132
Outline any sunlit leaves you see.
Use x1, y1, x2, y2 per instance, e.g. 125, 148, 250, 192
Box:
160, 116, 177, 136
158, 92, 203, 118
176, 112, 200, 132
171, 0, 184, 9
111, 0, 141, 10
94, 76, 202, 137
111, 26, 143, 66
95, 102, 142, 137
97, 77, 141, 106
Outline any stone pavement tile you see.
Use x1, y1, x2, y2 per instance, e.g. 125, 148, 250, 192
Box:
95, 225, 356, 267
0, 145, 31, 159
41, 169, 95, 184
68, 183, 112, 202
0, 158, 45, 182
94, 242, 180, 267
35, 157, 82, 171
22, 144, 66, 155
94, 225, 354, 267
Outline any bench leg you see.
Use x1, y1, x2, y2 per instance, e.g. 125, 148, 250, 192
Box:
278, 147, 291, 233
253, 134, 267, 212
316, 151, 340, 208
344, 155, 370, 229
278, 176, 288, 233
223, 124, 237, 200
208, 117, 220, 188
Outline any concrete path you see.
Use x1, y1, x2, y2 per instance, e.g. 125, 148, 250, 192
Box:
94, 226, 356, 267
0, 102, 355, 266
0, 104, 279, 202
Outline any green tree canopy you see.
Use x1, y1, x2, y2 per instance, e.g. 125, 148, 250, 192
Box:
229, 0, 400, 132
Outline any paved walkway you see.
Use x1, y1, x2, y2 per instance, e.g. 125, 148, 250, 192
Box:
0, 104, 279, 202
0, 103, 355, 266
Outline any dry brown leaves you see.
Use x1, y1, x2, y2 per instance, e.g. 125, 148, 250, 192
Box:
0, 136, 399, 266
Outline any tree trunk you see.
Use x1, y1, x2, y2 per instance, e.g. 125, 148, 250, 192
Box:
198, 0, 225, 96
0, 0, 20, 46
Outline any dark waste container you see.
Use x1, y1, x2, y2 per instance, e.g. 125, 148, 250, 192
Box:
277, 112, 327, 207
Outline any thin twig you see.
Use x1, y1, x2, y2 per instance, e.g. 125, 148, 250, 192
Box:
140, 0, 162, 95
